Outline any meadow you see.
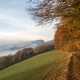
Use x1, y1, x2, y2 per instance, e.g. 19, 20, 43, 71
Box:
0, 50, 66, 80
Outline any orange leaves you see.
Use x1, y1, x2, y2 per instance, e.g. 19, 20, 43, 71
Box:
54, 17, 80, 52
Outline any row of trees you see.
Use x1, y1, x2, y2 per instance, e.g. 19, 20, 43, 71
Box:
0, 42, 54, 70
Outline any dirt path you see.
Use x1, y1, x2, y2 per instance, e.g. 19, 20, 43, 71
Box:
43, 52, 72, 80
67, 51, 80, 80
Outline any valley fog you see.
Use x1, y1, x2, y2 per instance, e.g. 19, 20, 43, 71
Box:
0, 50, 17, 57
0, 40, 46, 56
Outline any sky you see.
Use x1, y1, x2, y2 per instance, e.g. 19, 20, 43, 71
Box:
0, 0, 55, 42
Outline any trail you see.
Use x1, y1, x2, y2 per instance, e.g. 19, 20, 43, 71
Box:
67, 51, 80, 80
43, 52, 72, 80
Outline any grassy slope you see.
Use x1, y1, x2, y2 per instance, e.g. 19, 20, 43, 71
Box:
0, 50, 66, 80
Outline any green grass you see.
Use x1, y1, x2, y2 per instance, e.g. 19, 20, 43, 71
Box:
0, 50, 65, 80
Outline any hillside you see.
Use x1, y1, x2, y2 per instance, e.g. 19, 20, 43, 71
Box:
0, 50, 70, 80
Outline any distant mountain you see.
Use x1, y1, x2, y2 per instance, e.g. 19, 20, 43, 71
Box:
0, 40, 45, 52
31, 40, 45, 48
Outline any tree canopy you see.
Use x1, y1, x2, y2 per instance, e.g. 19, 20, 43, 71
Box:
29, 0, 80, 51
29, 0, 80, 23
28, 1, 80, 80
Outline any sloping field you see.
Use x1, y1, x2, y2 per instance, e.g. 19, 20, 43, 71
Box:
0, 50, 67, 80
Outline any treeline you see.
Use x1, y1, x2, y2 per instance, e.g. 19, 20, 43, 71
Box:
0, 42, 54, 70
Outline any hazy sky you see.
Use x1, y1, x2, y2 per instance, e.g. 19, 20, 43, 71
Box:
0, 0, 55, 41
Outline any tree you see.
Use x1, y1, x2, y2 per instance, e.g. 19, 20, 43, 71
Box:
0, 55, 14, 69
28, 0, 80, 80
29, 0, 80, 51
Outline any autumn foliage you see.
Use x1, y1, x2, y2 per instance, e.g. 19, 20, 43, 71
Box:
28, 0, 80, 52
54, 17, 80, 52
28, 0, 80, 80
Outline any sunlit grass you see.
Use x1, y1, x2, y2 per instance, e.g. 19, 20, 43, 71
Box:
0, 50, 65, 80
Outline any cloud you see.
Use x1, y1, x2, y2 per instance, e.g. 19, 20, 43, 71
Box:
0, 0, 54, 42
0, 13, 32, 30
0, 31, 48, 41
0, 12, 53, 41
